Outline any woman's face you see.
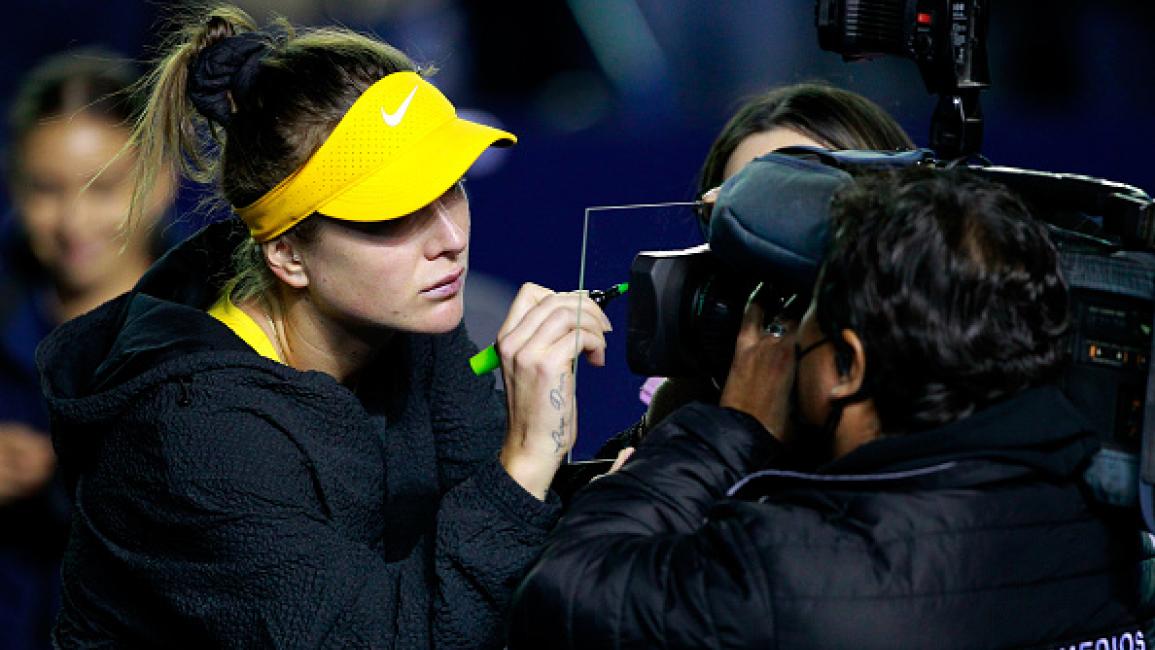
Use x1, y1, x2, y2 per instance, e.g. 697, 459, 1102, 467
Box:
722, 127, 827, 181
301, 182, 471, 336
13, 114, 159, 292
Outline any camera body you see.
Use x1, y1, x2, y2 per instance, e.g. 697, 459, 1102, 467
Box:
627, 148, 932, 381
1059, 250, 1155, 509
624, 146, 1155, 521
627, 0, 1155, 527
626, 245, 756, 383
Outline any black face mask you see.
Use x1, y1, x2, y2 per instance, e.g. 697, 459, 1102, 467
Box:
786, 338, 845, 470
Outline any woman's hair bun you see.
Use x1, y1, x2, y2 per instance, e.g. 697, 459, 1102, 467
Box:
187, 30, 272, 125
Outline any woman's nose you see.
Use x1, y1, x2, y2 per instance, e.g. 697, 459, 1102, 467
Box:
425, 199, 468, 258
56, 196, 100, 239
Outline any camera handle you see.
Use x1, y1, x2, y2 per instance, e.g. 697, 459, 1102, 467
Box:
930, 88, 984, 161
920, 0, 990, 160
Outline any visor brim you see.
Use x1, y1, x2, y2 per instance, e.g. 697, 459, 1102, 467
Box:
316, 117, 516, 222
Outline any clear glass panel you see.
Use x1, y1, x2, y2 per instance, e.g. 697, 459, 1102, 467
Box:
571, 200, 704, 459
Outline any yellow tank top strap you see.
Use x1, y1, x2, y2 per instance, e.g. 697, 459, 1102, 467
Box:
206, 283, 284, 364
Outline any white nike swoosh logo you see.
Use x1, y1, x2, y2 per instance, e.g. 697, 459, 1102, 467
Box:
380, 84, 419, 127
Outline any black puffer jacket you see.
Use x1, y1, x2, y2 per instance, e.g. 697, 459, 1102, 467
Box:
38, 220, 559, 649
509, 388, 1154, 649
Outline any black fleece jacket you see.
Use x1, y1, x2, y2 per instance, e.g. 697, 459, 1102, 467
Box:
509, 388, 1155, 649
38, 220, 559, 649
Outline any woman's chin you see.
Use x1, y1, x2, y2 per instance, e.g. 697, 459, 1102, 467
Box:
414, 301, 465, 335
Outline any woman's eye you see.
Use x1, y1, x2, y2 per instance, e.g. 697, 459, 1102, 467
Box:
24, 179, 62, 196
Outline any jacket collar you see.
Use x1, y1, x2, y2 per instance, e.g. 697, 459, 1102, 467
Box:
825, 385, 1098, 479
728, 386, 1100, 499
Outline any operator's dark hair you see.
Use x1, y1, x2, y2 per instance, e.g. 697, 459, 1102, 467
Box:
815, 167, 1070, 433
697, 82, 913, 229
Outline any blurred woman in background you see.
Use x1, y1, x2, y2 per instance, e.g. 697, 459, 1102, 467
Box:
0, 49, 173, 649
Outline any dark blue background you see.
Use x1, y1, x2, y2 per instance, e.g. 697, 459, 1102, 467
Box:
3, 1, 1152, 457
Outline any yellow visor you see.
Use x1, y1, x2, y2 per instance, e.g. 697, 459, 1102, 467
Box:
234, 71, 516, 241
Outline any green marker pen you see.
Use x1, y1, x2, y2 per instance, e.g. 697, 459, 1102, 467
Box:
469, 282, 629, 376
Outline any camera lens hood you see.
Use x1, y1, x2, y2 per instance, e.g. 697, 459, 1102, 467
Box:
708, 151, 853, 291
709, 147, 935, 289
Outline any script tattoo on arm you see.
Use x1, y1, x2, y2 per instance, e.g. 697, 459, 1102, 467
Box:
549, 373, 566, 453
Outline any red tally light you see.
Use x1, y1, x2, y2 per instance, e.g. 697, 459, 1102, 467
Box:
917, 12, 933, 25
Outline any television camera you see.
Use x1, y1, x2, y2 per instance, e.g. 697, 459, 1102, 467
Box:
623, 0, 1155, 527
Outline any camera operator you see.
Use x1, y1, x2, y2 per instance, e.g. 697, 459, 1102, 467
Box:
509, 166, 1154, 648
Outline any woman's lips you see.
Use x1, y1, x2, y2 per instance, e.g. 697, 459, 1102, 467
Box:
421, 268, 465, 299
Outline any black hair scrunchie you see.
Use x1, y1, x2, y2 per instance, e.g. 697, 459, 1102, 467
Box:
188, 31, 271, 126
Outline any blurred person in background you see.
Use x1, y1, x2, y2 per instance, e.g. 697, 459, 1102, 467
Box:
0, 49, 173, 650
37, 6, 608, 647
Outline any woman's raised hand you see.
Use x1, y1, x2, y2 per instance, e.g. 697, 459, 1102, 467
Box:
496, 283, 611, 500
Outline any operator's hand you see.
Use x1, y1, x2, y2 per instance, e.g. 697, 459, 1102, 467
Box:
0, 422, 56, 505
720, 284, 797, 442
497, 283, 611, 500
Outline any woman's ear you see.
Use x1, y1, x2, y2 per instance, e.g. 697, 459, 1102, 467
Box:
264, 238, 309, 289
830, 328, 866, 399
